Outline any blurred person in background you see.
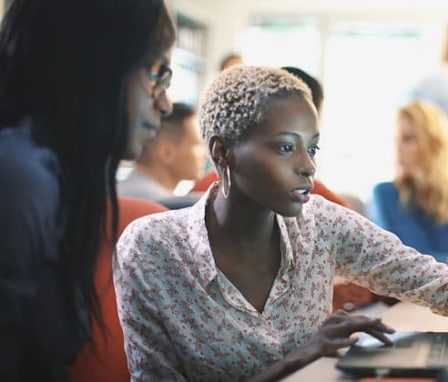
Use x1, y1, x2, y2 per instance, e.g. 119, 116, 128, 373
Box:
407, 24, 448, 117
366, 101, 448, 263
219, 52, 245, 71
118, 102, 207, 205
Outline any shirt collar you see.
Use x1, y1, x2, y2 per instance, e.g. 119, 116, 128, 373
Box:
185, 182, 219, 286
187, 182, 297, 287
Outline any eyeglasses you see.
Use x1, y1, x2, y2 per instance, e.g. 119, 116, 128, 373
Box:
146, 63, 172, 98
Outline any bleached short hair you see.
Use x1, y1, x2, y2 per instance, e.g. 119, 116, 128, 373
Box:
199, 65, 312, 145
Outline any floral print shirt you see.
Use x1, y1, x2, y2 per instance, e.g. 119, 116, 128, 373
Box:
113, 184, 448, 382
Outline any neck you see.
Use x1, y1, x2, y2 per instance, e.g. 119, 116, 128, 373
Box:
207, 190, 276, 248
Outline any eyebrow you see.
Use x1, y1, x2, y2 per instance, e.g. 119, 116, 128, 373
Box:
273, 132, 320, 140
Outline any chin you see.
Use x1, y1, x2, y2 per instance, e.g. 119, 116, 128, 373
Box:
275, 204, 303, 218
122, 143, 142, 161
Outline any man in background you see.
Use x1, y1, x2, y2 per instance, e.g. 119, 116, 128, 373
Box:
118, 102, 207, 204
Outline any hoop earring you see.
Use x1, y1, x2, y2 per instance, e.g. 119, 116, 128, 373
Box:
221, 165, 231, 199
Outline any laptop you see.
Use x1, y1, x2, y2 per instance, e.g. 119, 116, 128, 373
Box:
336, 331, 448, 378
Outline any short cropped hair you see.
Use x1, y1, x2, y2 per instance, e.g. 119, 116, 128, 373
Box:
199, 65, 312, 145
160, 102, 196, 142
137, 102, 197, 164
162, 102, 196, 124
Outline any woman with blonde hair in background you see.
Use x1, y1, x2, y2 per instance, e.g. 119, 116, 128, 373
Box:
367, 101, 448, 262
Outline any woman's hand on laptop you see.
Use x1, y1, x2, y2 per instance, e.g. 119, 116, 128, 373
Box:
247, 310, 396, 382
306, 309, 396, 356
282, 310, 395, 370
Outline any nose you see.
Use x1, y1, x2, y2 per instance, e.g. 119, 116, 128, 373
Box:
301, 166, 316, 178
298, 152, 317, 178
155, 90, 173, 117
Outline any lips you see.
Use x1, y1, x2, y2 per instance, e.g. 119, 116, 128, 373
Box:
142, 121, 160, 139
289, 184, 313, 204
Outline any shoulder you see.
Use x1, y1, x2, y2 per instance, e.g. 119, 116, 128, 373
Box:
303, 194, 371, 228
372, 182, 397, 197
115, 206, 201, 271
307, 193, 343, 211
0, 126, 61, 259
409, 70, 448, 99
0, 126, 60, 203
120, 207, 191, 242
117, 197, 168, 233
302, 194, 350, 223
118, 170, 172, 200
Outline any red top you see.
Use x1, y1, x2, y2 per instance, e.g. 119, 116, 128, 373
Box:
68, 197, 167, 382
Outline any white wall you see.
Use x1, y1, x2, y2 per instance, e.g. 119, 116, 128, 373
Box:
169, 0, 251, 87
171, 0, 448, 94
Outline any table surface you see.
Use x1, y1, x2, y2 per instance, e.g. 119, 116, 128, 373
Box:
281, 302, 448, 381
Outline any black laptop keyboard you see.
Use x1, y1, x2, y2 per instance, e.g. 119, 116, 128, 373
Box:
428, 333, 448, 364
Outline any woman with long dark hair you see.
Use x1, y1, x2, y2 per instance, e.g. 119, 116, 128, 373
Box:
0, 0, 175, 380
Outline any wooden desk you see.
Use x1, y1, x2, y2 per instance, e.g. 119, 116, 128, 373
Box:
281, 302, 448, 381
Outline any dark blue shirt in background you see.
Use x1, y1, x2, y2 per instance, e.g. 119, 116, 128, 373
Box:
366, 181, 448, 263
0, 122, 85, 381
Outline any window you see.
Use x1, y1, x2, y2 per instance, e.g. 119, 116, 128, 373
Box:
239, 18, 321, 76
170, 14, 206, 107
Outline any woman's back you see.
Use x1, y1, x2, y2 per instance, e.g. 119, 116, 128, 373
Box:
0, 123, 87, 380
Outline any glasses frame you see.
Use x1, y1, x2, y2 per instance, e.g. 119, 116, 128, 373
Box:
147, 64, 172, 97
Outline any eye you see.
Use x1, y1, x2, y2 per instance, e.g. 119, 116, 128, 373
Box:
402, 135, 416, 144
278, 142, 295, 154
308, 144, 320, 157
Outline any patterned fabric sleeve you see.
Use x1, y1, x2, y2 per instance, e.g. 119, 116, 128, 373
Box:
113, 218, 188, 382
318, 198, 448, 315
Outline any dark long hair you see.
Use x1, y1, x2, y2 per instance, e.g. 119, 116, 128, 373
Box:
0, 0, 175, 334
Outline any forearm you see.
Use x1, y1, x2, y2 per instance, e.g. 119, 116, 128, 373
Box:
246, 343, 321, 382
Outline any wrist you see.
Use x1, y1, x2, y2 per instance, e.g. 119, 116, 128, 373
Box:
246, 342, 323, 382
281, 342, 323, 376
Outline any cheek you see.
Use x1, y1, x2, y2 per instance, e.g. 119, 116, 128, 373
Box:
235, 155, 288, 188
124, 93, 154, 160
127, 76, 153, 126
127, 83, 141, 128
193, 145, 206, 162
404, 145, 419, 159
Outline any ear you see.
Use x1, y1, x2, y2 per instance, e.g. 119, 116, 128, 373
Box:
209, 136, 231, 168
158, 140, 176, 165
